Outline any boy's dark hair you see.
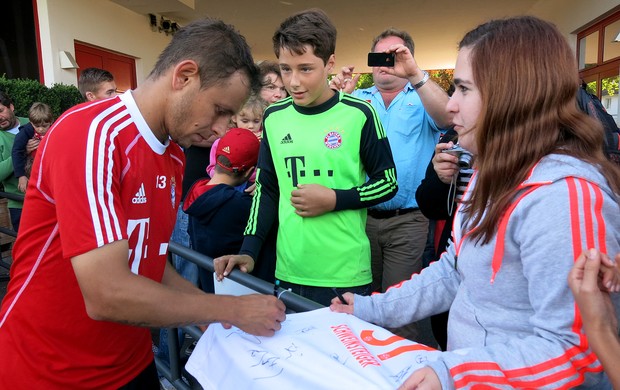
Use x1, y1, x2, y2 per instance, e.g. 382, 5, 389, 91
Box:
28, 102, 54, 125
272, 8, 336, 64
0, 90, 14, 108
371, 28, 414, 56
78, 68, 115, 100
149, 18, 260, 93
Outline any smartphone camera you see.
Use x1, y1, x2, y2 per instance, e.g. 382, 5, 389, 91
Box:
367, 52, 395, 67
441, 145, 473, 169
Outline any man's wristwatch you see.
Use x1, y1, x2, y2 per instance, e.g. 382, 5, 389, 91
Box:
413, 70, 430, 90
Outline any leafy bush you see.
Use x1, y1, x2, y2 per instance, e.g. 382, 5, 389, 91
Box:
0, 76, 82, 119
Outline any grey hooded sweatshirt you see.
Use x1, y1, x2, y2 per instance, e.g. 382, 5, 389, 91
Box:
354, 154, 620, 389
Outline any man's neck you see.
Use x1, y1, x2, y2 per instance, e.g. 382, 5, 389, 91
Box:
209, 173, 243, 187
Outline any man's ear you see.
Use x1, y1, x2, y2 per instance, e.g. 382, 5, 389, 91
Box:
171, 60, 200, 91
85, 92, 95, 102
242, 166, 256, 181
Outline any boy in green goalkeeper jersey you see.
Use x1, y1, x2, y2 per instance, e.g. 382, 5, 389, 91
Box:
215, 9, 397, 306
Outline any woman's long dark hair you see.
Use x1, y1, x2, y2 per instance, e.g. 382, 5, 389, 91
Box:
460, 16, 620, 244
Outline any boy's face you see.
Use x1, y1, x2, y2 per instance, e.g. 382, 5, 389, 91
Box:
278, 45, 335, 107
232, 108, 262, 136
33, 123, 51, 136
87, 81, 117, 101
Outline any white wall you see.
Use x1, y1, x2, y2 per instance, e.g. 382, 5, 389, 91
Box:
37, 0, 171, 87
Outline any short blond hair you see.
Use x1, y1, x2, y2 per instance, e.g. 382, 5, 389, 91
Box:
28, 102, 53, 126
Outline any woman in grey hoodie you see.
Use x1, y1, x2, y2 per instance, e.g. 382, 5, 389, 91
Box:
332, 16, 620, 389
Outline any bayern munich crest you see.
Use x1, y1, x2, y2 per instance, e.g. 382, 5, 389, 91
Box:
324, 131, 342, 149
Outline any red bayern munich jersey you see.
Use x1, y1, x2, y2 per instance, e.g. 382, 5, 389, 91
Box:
0, 92, 184, 388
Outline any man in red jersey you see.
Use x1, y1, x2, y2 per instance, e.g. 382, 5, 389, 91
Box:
0, 19, 285, 389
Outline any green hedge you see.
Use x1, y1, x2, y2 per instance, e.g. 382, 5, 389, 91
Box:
0, 76, 83, 119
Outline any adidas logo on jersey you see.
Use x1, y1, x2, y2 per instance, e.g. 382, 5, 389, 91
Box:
222, 146, 231, 154
281, 133, 293, 144
132, 183, 147, 204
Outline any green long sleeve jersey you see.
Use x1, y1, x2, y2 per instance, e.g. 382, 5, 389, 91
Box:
241, 91, 397, 287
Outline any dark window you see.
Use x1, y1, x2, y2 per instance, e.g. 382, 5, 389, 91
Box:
0, 0, 39, 80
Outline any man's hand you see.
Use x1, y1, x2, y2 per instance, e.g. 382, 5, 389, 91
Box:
290, 184, 336, 217
433, 142, 461, 184
229, 294, 287, 337
328, 66, 360, 94
398, 367, 441, 390
213, 254, 255, 281
377, 44, 425, 84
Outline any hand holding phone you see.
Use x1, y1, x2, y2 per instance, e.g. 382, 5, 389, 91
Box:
367, 52, 395, 67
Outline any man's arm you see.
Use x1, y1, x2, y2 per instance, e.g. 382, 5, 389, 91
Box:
239, 128, 279, 260
71, 240, 285, 336
387, 43, 453, 128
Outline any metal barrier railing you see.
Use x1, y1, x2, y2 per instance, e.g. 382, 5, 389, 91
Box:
0, 191, 20, 280
156, 241, 323, 389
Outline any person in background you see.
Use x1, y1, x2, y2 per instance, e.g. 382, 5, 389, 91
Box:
12, 102, 54, 193
185, 128, 266, 288
331, 16, 620, 389
0, 18, 285, 389
0, 90, 24, 232
207, 93, 267, 179
331, 28, 452, 344
568, 249, 620, 390
258, 60, 288, 104
215, 8, 397, 306
78, 67, 117, 102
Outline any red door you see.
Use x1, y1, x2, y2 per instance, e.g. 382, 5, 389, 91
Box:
74, 42, 137, 93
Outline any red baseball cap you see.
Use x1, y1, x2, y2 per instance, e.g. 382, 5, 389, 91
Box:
216, 128, 260, 173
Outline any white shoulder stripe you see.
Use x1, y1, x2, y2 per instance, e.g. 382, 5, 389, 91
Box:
85, 102, 130, 246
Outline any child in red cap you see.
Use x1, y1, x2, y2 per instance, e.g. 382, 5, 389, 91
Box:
184, 128, 275, 286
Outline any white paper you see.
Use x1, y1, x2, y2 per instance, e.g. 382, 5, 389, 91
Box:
186, 307, 440, 389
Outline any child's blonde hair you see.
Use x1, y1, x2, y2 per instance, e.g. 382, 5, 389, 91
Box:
231, 93, 268, 126
28, 102, 53, 126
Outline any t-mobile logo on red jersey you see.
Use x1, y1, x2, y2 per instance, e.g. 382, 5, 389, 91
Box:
132, 183, 147, 204
127, 217, 150, 275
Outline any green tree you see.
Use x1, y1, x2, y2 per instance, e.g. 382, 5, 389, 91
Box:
330, 68, 454, 93
602, 76, 619, 97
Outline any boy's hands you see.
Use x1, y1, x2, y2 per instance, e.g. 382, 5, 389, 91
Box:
25, 138, 40, 154
213, 254, 255, 281
18, 176, 28, 193
290, 184, 336, 217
